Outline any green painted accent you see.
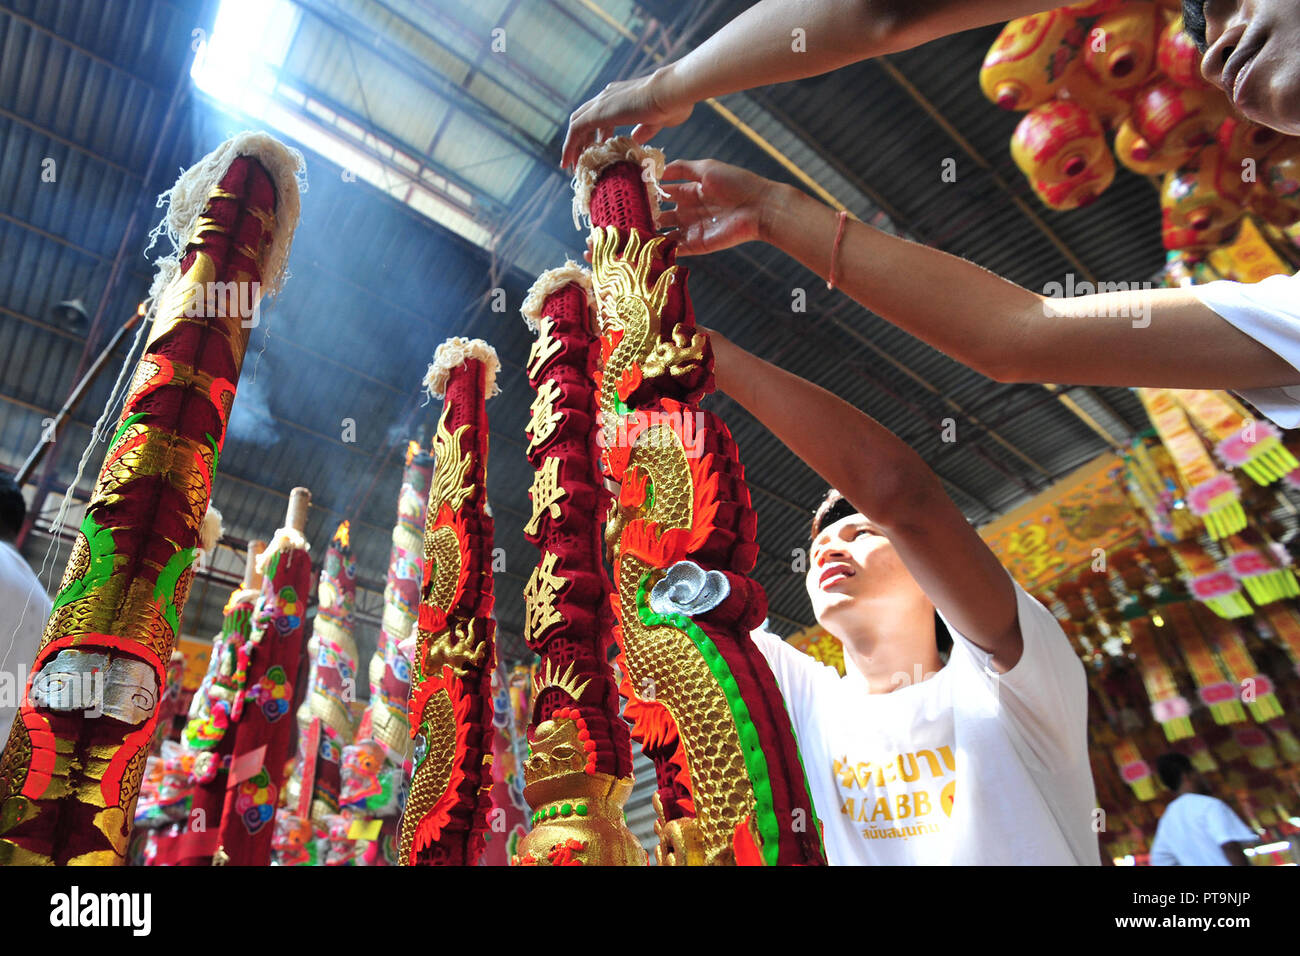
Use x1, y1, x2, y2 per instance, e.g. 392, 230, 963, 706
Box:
615, 397, 630, 417
108, 411, 147, 451
644, 476, 655, 513
204, 432, 221, 476
635, 574, 781, 866
51, 513, 123, 612
547, 805, 558, 819
154, 547, 199, 636
575, 803, 588, 817
265, 549, 282, 581
560, 802, 573, 817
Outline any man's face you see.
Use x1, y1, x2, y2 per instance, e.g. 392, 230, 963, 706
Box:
806, 512, 913, 626
1201, 0, 1300, 134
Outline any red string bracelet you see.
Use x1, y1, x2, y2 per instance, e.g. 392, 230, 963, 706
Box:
826, 209, 848, 291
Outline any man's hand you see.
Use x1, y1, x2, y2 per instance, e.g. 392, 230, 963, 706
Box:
658, 159, 780, 256
561, 65, 693, 170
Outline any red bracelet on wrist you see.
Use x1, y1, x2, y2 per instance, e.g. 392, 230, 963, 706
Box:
826, 209, 849, 291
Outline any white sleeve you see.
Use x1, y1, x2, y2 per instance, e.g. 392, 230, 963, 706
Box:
1194, 272, 1300, 428
1148, 831, 1179, 866
749, 628, 838, 736
1203, 799, 1257, 848
941, 577, 1089, 773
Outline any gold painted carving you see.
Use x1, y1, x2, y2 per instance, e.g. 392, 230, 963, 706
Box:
524, 457, 566, 537
522, 551, 567, 644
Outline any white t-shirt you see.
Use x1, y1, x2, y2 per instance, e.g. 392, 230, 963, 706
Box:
753, 577, 1099, 865
0, 540, 52, 741
1194, 272, 1300, 428
1148, 793, 1257, 866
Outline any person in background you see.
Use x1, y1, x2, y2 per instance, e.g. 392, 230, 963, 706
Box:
0, 473, 52, 742
565, 1, 1300, 428
1148, 752, 1258, 865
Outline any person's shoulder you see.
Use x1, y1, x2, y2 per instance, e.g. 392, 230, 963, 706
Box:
1194, 271, 1300, 318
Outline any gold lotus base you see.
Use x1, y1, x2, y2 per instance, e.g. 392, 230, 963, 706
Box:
515, 771, 646, 866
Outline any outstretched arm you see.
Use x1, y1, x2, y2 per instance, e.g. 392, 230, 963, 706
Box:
562, 0, 1055, 168
709, 330, 1023, 670
660, 159, 1300, 393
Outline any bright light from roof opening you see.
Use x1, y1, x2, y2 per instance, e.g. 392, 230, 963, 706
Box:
191, 0, 299, 108
190, 0, 492, 250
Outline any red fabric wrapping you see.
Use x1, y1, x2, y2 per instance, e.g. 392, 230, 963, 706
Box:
591, 156, 826, 864
214, 546, 311, 865
0, 156, 276, 866
524, 281, 632, 780
403, 356, 497, 866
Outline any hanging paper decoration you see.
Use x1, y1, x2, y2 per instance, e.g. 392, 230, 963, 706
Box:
1196, 609, 1285, 723
1127, 616, 1193, 740
1164, 602, 1247, 725
1265, 718, 1300, 764
1137, 389, 1245, 539
398, 338, 500, 866
514, 265, 646, 867
1175, 390, 1300, 486
1221, 534, 1300, 607
1169, 541, 1251, 618
576, 137, 826, 866
1121, 436, 1201, 541
1113, 737, 1158, 801
0, 135, 303, 865
1260, 604, 1300, 671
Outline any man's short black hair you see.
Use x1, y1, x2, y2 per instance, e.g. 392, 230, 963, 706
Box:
0, 472, 27, 541
1156, 751, 1194, 791
810, 488, 953, 655
1182, 0, 1209, 53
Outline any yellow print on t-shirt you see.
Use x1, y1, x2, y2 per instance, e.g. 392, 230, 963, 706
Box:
833, 747, 956, 843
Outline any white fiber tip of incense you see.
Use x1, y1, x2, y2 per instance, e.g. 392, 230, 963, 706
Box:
195, 504, 224, 570
570, 136, 667, 231
520, 260, 592, 333
423, 337, 501, 400
145, 131, 307, 308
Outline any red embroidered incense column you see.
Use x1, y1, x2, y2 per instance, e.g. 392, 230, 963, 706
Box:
513, 264, 644, 867
173, 540, 265, 865
398, 339, 500, 865
341, 438, 433, 865
578, 138, 826, 865
283, 521, 359, 850
211, 487, 313, 865
0, 134, 303, 865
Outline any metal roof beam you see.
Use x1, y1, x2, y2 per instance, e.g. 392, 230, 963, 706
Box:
0, 6, 169, 94
286, 0, 554, 160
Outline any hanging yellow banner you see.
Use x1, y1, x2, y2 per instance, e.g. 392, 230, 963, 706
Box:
980, 453, 1146, 591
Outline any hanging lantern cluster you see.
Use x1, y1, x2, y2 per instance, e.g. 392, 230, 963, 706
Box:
981, 1, 1300, 272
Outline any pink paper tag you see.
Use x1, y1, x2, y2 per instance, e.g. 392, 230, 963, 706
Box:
228, 745, 268, 787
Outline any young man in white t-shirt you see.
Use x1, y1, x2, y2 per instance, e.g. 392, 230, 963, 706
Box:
1148, 753, 1257, 866
709, 332, 1100, 865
